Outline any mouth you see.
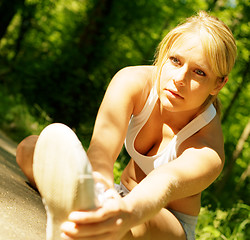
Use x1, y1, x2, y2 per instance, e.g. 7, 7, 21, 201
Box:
165, 89, 184, 99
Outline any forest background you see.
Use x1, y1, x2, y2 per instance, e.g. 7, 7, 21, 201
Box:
0, 0, 249, 239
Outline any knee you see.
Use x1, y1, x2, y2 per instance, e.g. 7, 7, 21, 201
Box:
16, 135, 38, 168
16, 135, 39, 188
123, 223, 150, 240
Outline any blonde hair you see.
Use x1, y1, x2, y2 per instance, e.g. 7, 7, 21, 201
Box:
154, 11, 237, 114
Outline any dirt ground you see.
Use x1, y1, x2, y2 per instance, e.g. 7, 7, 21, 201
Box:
0, 131, 46, 240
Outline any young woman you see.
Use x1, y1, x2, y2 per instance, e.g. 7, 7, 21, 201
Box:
16, 11, 237, 240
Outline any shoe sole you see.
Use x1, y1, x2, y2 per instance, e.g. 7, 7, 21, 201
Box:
33, 123, 96, 240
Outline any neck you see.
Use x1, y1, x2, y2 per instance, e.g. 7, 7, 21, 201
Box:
158, 102, 204, 133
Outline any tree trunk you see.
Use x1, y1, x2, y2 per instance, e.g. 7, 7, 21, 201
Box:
222, 60, 250, 124
13, 2, 37, 60
79, 0, 113, 70
67, 0, 114, 127
216, 120, 250, 193
0, 0, 25, 41
236, 163, 250, 191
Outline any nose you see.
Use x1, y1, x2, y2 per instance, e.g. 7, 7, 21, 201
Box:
173, 65, 188, 86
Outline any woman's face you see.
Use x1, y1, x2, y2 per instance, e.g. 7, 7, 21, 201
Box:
158, 34, 222, 113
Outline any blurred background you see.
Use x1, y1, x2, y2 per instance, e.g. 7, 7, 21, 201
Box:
0, 0, 249, 239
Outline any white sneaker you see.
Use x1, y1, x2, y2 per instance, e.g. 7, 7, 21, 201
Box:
33, 123, 96, 240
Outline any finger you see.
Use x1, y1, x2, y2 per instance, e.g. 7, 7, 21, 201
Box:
78, 218, 122, 236
61, 231, 117, 240
61, 221, 78, 236
61, 232, 73, 240
68, 210, 110, 224
68, 199, 121, 224
61, 217, 123, 238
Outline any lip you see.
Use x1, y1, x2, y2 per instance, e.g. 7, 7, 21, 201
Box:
165, 89, 184, 99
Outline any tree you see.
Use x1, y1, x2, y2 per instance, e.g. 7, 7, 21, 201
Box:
216, 120, 250, 193
0, 0, 25, 41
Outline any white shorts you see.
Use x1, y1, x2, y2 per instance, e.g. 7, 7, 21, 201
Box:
114, 182, 198, 240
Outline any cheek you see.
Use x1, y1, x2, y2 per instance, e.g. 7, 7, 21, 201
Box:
190, 81, 211, 100
190, 80, 212, 92
159, 69, 172, 88
190, 81, 201, 91
160, 62, 173, 78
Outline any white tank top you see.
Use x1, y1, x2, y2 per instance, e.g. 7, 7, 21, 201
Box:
125, 86, 217, 175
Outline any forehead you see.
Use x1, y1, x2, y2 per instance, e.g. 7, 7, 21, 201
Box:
170, 34, 203, 56
169, 34, 211, 67
169, 35, 220, 81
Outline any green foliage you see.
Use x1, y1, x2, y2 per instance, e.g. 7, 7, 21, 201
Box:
1, 0, 210, 128
0, 0, 249, 238
209, 0, 250, 208
196, 203, 250, 240
0, 89, 51, 142
113, 147, 130, 184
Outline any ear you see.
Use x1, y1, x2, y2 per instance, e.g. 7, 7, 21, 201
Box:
210, 76, 228, 95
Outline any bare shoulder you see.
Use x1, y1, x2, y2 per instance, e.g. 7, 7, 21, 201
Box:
178, 113, 225, 166
112, 65, 155, 89
198, 114, 225, 161
110, 65, 155, 114
173, 114, 225, 186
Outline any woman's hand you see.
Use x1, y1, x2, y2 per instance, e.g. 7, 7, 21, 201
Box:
60, 193, 132, 240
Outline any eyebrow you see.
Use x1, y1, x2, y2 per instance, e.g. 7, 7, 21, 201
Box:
194, 63, 209, 71
169, 52, 210, 72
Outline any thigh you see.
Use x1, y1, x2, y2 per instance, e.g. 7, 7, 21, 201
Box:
123, 208, 186, 240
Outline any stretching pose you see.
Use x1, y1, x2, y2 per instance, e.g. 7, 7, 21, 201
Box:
16, 11, 236, 240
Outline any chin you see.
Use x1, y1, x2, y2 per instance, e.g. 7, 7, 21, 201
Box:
161, 101, 182, 112
160, 96, 181, 109
161, 101, 201, 114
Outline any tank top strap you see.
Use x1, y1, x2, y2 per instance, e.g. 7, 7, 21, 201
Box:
175, 104, 217, 149
131, 85, 158, 124
154, 104, 217, 169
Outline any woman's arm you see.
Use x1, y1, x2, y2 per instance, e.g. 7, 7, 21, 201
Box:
123, 136, 225, 227
61, 135, 225, 240
87, 66, 152, 187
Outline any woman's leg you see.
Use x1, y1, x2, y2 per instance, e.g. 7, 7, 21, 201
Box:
123, 208, 186, 240
16, 135, 38, 188
16, 132, 187, 240
33, 123, 96, 240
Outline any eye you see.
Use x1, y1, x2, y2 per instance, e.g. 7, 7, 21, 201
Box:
195, 69, 206, 76
170, 56, 181, 65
